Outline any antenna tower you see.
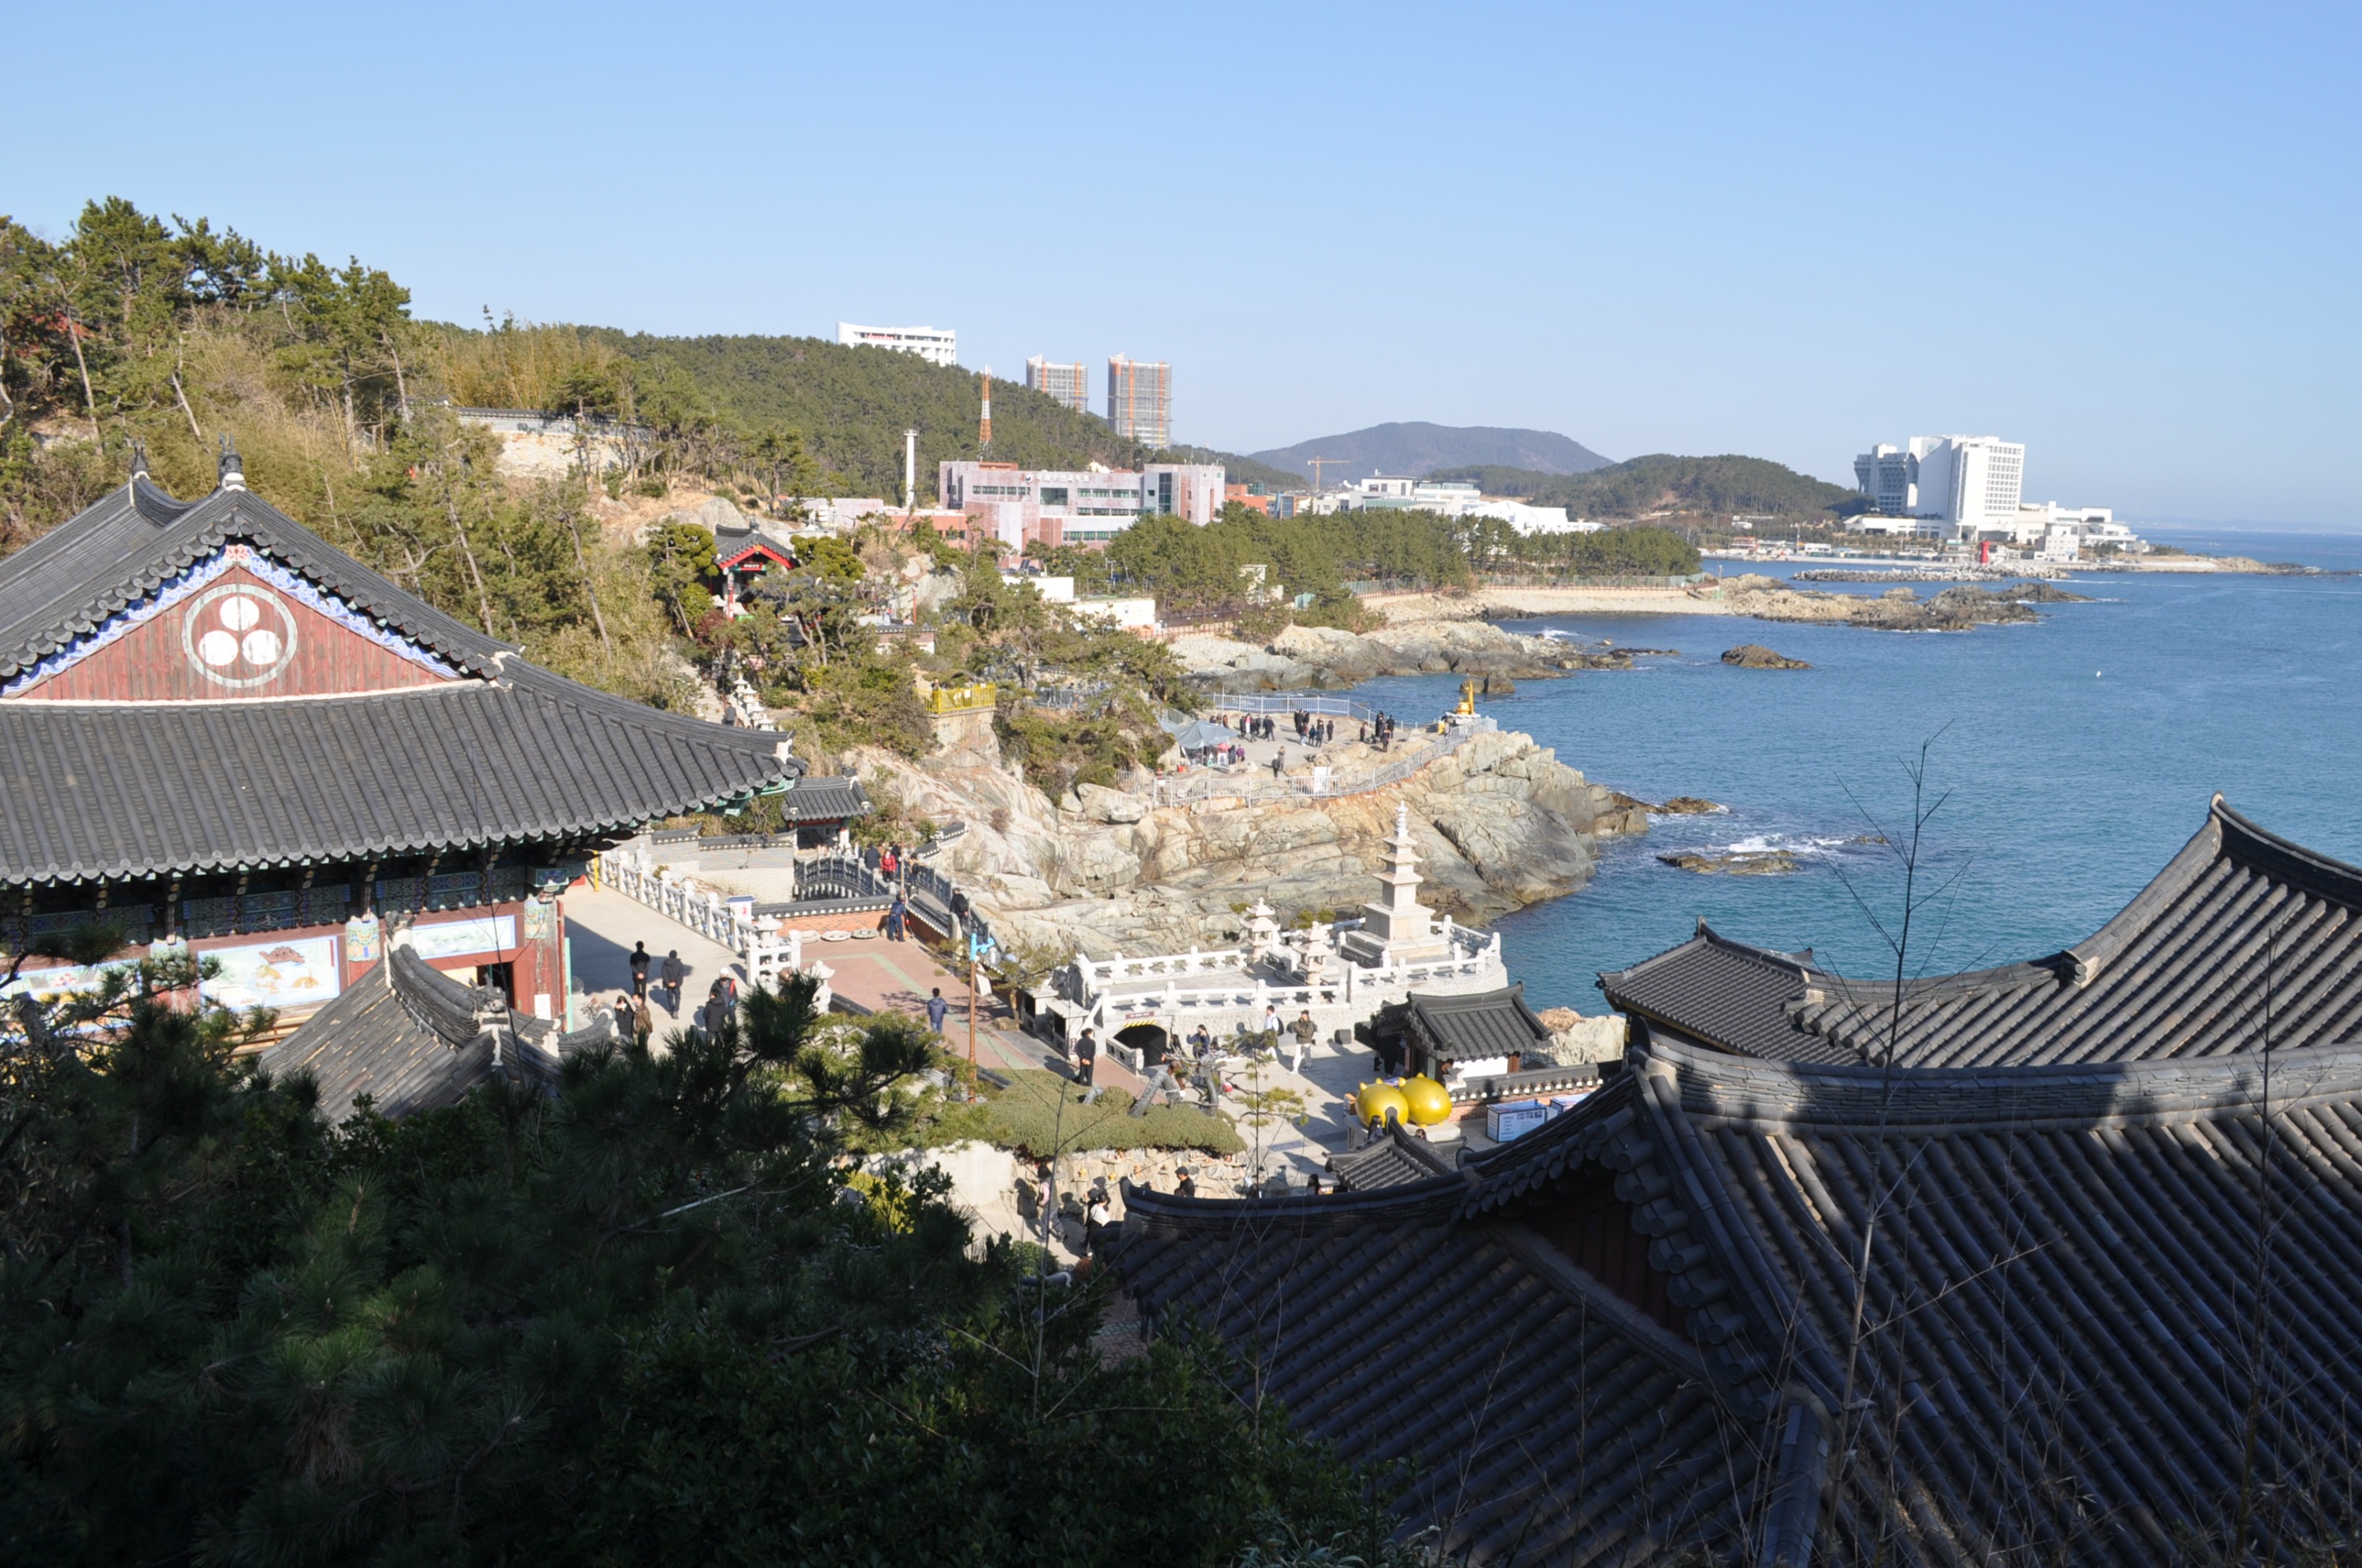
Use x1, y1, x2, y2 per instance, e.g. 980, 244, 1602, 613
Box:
978, 368, 992, 449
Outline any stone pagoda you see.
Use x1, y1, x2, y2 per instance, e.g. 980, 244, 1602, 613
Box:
1339, 804, 1452, 966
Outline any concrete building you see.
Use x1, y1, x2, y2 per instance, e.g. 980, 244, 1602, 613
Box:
1853, 435, 2026, 531
938, 458, 1224, 552
1854, 445, 1916, 516
1335, 475, 1595, 534
1107, 356, 1172, 446
837, 322, 958, 367
1025, 357, 1090, 415
1851, 516, 1952, 540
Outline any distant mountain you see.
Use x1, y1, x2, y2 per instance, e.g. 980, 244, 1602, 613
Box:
1251, 422, 1612, 485
1429, 455, 1860, 520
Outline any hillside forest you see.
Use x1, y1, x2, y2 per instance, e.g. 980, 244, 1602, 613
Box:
0, 199, 1699, 760
1431, 453, 1868, 523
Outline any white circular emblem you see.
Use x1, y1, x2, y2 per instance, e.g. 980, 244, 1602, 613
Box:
183, 583, 298, 687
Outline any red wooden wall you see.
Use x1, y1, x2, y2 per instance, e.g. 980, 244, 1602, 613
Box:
17, 567, 453, 701
1527, 1163, 1686, 1331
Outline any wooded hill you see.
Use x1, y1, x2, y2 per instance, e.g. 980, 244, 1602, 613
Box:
1431, 453, 1863, 520
439, 325, 1299, 501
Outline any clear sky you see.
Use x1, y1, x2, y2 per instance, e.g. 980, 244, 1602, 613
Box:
14, 2, 2357, 526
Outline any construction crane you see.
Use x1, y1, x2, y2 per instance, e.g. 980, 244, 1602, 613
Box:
978, 368, 992, 449
1304, 456, 1345, 491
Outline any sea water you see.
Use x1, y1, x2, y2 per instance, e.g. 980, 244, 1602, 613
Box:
1345, 545, 2362, 1004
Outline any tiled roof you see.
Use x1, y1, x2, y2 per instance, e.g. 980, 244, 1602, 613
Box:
1597, 922, 1838, 1061
265, 945, 609, 1120
0, 671, 796, 884
1326, 1124, 1461, 1190
0, 477, 799, 884
1120, 1024, 2362, 1565
1603, 799, 2362, 1069
776, 774, 870, 823
1403, 982, 1553, 1062
1116, 1178, 1741, 1566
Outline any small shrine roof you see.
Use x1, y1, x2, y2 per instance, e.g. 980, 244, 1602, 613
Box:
265, 945, 610, 1120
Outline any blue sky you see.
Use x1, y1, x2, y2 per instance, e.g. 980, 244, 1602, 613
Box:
14, 2, 2357, 526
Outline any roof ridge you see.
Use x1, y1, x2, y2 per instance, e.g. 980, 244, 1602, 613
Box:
0, 480, 516, 680
1651, 1032, 2362, 1130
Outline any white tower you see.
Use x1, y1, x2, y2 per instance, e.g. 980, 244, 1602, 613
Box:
1342, 804, 1449, 963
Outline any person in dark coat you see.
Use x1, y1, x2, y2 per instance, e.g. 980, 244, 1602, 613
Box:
927, 986, 950, 1033
1073, 1027, 1098, 1089
628, 941, 650, 1000
659, 949, 685, 1013
612, 993, 637, 1041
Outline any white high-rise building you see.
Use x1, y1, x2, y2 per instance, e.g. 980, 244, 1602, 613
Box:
1853, 435, 2025, 531
837, 322, 959, 367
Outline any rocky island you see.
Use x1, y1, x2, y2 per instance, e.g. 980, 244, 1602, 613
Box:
1721, 643, 1811, 668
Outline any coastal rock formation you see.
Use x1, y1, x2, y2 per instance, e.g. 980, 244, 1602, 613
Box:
1531, 1008, 1628, 1065
1170, 622, 1632, 690
848, 722, 1650, 959
1658, 848, 1798, 875
1718, 576, 2086, 632
1721, 643, 1811, 669
1654, 797, 1726, 815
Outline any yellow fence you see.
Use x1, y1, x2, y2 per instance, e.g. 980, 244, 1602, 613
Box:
923, 682, 998, 715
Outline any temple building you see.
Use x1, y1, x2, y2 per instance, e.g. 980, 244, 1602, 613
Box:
1114, 800, 2362, 1565
0, 442, 803, 1036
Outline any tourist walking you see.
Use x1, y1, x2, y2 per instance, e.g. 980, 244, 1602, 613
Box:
628, 941, 650, 1000
949, 885, 971, 940
1074, 1027, 1098, 1093
612, 993, 637, 1041
659, 949, 685, 1013
887, 893, 909, 941
927, 986, 950, 1033
1291, 1008, 1319, 1073
1270, 748, 1286, 779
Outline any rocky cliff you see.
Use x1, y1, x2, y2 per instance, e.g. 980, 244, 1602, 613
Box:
850, 712, 1646, 960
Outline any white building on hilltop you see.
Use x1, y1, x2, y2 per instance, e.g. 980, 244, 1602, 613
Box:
1331, 475, 1601, 535
838, 322, 958, 367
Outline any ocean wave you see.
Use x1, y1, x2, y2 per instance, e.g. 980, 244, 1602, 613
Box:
1712, 833, 1858, 858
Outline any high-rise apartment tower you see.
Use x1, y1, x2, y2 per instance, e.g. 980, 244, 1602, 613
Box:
1025, 357, 1089, 415
1106, 356, 1172, 447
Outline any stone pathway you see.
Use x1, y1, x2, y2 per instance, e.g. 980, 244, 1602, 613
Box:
561, 885, 745, 1030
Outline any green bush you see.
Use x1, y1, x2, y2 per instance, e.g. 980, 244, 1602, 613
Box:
938, 1070, 1243, 1160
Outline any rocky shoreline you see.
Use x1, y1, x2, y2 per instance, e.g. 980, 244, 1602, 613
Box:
857, 710, 1652, 962
1171, 621, 1647, 691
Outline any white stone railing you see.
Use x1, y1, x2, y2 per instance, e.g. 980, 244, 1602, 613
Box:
597, 849, 829, 1008
1073, 919, 1492, 995
1073, 943, 1505, 1034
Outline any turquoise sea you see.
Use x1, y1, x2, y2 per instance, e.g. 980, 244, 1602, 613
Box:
1349, 531, 2362, 1007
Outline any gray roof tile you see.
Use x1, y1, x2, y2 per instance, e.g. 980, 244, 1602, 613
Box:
0, 478, 799, 883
